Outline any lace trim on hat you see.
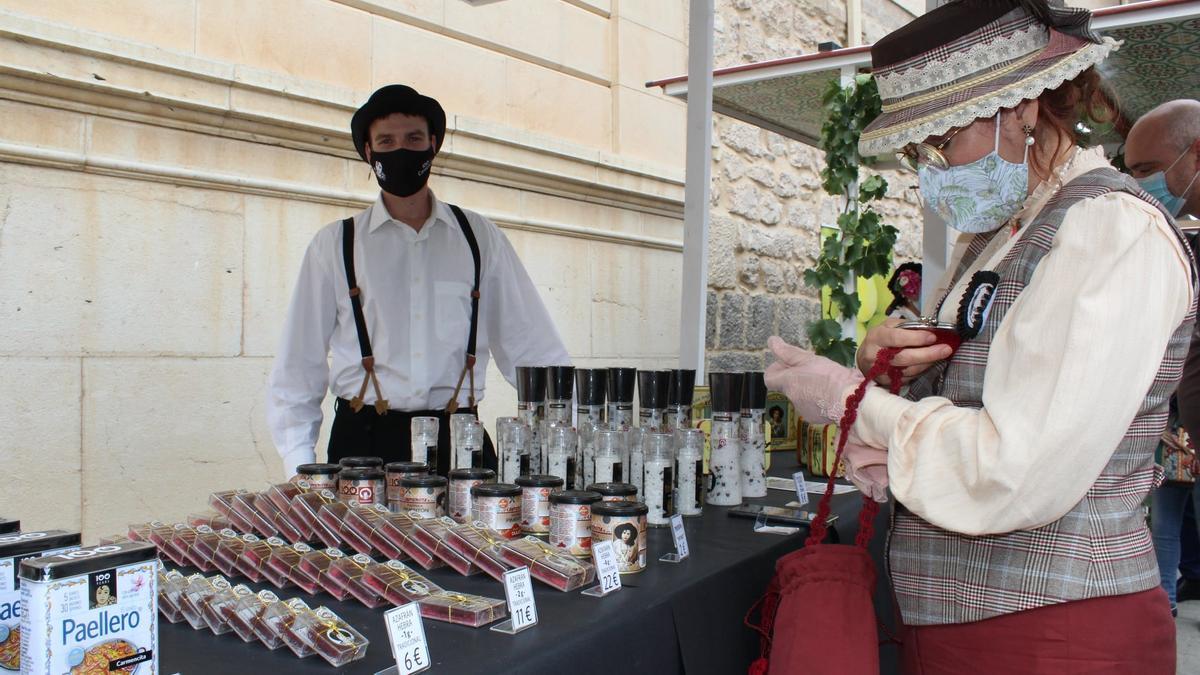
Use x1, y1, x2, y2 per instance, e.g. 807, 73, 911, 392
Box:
876, 23, 1048, 101
859, 38, 1119, 158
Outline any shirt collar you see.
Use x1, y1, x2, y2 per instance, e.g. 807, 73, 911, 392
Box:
366, 190, 453, 235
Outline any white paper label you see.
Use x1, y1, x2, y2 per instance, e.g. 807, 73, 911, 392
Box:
792, 470, 809, 507
592, 540, 622, 595
503, 566, 538, 630
670, 513, 690, 559
384, 602, 430, 675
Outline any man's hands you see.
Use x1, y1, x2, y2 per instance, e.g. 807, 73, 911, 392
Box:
856, 318, 954, 386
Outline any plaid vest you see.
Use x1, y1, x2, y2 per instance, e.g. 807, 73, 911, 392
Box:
892, 167, 1198, 625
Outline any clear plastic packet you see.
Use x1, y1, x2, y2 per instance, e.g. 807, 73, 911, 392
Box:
259, 597, 316, 658
500, 535, 596, 592
290, 605, 370, 667
374, 509, 442, 570
446, 521, 517, 582
267, 542, 319, 595
326, 554, 387, 608
298, 547, 352, 601
411, 517, 482, 576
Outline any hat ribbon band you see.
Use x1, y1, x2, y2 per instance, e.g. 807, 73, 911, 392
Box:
879, 49, 1042, 114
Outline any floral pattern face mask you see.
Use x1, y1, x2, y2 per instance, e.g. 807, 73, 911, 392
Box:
918, 113, 1029, 233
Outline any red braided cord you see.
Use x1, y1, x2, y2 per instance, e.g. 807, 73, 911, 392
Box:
806, 347, 902, 548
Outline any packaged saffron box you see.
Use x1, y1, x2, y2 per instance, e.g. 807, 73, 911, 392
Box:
360, 560, 505, 627
411, 518, 482, 577
259, 597, 315, 658
445, 522, 516, 582
289, 605, 369, 667
240, 590, 285, 650
500, 536, 596, 592
343, 505, 406, 561
18, 541, 158, 675
373, 510, 442, 570
325, 554, 386, 608
0, 530, 82, 671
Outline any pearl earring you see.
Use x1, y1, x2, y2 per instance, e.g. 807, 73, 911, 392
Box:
1022, 124, 1035, 146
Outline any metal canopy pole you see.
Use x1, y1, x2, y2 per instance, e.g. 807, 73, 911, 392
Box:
679, 0, 715, 378
920, 0, 952, 313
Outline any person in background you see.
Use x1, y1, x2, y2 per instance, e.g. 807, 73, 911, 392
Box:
266, 84, 569, 477
766, 1, 1195, 671
1127, 99, 1200, 615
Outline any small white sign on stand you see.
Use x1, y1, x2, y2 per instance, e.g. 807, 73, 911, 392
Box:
792, 470, 809, 507
659, 514, 690, 563
380, 602, 430, 675
582, 539, 622, 597
490, 566, 538, 634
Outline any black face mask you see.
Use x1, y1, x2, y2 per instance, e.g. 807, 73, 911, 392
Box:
369, 145, 435, 197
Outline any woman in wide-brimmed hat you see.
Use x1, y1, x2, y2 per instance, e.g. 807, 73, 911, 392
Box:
766, 0, 1195, 671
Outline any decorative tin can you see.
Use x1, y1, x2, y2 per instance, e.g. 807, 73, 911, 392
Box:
585, 482, 638, 502
591, 501, 649, 574
447, 468, 496, 523
337, 467, 386, 507
385, 461, 429, 504
548, 490, 601, 558
399, 475, 448, 519
470, 483, 523, 539
294, 463, 340, 491
514, 475, 564, 536
18, 541, 158, 675
338, 456, 383, 469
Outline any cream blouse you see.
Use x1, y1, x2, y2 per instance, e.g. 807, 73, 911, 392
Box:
853, 146, 1195, 536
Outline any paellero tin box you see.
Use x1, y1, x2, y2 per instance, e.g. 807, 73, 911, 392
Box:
18, 541, 158, 675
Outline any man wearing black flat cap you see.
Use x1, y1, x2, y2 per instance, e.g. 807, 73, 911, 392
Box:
266, 84, 570, 477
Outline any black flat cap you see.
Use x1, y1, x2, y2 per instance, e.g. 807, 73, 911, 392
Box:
350, 84, 447, 161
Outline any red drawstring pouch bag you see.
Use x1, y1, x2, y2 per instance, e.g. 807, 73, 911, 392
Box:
747, 348, 908, 675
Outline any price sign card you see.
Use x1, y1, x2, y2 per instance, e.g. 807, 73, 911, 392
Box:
582, 539, 622, 597
793, 470, 809, 507
660, 513, 690, 563
384, 603, 430, 675
491, 566, 538, 634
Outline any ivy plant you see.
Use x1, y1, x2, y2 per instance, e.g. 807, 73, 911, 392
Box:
803, 74, 898, 366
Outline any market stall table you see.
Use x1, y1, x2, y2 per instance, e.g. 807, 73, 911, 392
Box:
159, 461, 873, 674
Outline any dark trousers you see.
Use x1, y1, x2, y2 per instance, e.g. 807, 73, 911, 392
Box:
328, 398, 496, 476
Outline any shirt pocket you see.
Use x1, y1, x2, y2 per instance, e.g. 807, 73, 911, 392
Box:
434, 280, 473, 344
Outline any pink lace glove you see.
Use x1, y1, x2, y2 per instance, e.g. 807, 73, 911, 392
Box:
842, 431, 889, 503
764, 336, 864, 425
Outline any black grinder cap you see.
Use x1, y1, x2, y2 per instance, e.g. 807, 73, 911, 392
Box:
741, 371, 768, 410
576, 368, 607, 406
547, 366, 575, 401
668, 369, 696, 407
637, 370, 671, 410
607, 367, 637, 403
708, 372, 744, 414
516, 366, 547, 403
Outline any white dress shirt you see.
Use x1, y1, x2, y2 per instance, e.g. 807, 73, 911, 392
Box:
853, 147, 1195, 535
267, 191, 570, 473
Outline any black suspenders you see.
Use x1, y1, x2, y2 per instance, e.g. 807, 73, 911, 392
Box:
340, 204, 482, 415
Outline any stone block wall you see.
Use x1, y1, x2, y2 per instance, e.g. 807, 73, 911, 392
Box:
706, 0, 925, 373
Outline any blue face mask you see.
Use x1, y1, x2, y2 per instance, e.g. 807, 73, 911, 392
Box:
918, 114, 1029, 234
1137, 146, 1198, 217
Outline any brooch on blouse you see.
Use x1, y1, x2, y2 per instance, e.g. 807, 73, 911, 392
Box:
956, 271, 1000, 340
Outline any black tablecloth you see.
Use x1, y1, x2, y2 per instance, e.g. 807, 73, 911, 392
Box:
160, 461, 889, 674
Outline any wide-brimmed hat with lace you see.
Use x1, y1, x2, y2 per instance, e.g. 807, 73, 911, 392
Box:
858, 0, 1119, 158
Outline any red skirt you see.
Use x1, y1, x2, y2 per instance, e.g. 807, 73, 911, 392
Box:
900, 588, 1175, 675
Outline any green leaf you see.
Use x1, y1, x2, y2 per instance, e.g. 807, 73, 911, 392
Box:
823, 338, 859, 367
